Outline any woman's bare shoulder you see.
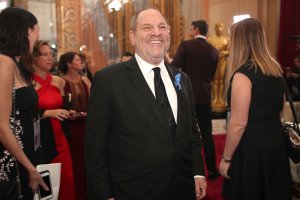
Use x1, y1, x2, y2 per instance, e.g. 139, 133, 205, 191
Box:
0, 55, 14, 75
0, 54, 14, 67
51, 75, 65, 88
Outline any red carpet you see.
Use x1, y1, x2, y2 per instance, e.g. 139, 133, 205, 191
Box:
203, 134, 226, 200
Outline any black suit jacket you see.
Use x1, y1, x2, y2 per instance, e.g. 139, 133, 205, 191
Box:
85, 57, 204, 200
171, 37, 219, 105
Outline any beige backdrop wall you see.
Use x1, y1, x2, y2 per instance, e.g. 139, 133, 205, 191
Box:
207, 0, 280, 57
203, 0, 280, 106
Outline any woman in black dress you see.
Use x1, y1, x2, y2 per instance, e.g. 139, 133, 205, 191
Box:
0, 7, 47, 200
219, 18, 292, 200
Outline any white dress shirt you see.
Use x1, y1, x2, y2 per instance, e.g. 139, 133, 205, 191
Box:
135, 53, 178, 123
135, 54, 205, 179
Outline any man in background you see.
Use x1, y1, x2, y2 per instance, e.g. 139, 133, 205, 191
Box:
171, 20, 220, 180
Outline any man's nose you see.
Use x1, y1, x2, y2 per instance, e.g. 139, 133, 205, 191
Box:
151, 27, 161, 35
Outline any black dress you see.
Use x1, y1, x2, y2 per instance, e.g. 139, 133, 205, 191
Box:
223, 62, 292, 200
0, 86, 44, 200
18, 86, 45, 199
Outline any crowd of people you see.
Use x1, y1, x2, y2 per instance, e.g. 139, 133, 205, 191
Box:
0, 6, 294, 200
0, 7, 92, 200
0, 7, 47, 200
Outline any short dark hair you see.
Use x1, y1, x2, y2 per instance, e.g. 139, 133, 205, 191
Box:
191, 20, 209, 36
0, 7, 37, 57
58, 52, 79, 74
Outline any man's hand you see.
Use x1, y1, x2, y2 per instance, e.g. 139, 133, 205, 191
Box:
108, 198, 115, 200
194, 177, 207, 199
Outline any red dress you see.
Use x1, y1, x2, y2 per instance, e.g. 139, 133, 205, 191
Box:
64, 78, 89, 200
34, 73, 76, 200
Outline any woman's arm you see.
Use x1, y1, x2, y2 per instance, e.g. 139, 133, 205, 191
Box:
40, 75, 72, 120
219, 73, 251, 178
52, 75, 66, 96
82, 76, 92, 95
0, 55, 47, 191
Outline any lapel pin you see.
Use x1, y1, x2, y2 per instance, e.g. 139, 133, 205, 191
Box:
174, 73, 182, 90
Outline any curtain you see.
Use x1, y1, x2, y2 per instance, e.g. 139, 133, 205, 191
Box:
278, 0, 300, 68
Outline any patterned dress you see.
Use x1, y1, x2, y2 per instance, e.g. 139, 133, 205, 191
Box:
0, 85, 44, 200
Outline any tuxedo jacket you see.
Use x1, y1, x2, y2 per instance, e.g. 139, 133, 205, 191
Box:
85, 57, 204, 200
171, 37, 219, 105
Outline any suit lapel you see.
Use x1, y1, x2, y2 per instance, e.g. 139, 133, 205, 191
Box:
165, 64, 185, 140
126, 58, 172, 137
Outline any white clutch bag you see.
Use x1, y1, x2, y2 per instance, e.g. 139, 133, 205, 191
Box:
33, 163, 61, 200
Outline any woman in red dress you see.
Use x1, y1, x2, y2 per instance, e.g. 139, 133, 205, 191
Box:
32, 40, 76, 200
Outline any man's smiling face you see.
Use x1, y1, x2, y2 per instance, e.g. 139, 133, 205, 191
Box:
129, 9, 170, 65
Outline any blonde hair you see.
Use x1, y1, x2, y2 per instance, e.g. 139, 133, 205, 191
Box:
32, 40, 50, 57
228, 18, 282, 77
27, 40, 50, 68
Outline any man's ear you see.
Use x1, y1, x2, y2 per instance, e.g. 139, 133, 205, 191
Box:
196, 28, 201, 35
129, 30, 135, 47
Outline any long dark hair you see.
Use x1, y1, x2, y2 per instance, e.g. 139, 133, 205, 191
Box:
0, 7, 38, 83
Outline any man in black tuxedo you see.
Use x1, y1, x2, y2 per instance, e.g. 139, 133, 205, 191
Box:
171, 20, 219, 180
85, 8, 207, 200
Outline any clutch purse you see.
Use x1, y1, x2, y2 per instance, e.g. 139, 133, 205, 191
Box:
283, 80, 300, 163
282, 122, 300, 163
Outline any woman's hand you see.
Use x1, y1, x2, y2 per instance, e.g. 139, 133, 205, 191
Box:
69, 109, 77, 116
28, 169, 49, 193
69, 111, 87, 120
219, 159, 231, 179
45, 109, 70, 121
68, 110, 77, 120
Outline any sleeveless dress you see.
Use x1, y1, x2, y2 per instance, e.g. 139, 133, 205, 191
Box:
0, 85, 44, 200
223, 62, 292, 199
33, 73, 76, 200
64, 77, 89, 200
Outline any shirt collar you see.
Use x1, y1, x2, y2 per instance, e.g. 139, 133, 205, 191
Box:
195, 35, 206, 40
135, 53, 167, 76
